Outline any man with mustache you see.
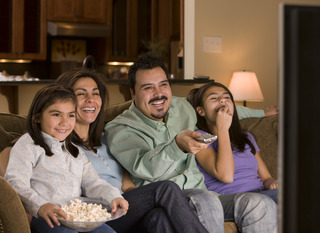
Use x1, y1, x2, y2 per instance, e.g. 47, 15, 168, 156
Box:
105, 55, 277, 233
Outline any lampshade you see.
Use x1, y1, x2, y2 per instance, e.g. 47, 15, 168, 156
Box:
228, 71, 264, 105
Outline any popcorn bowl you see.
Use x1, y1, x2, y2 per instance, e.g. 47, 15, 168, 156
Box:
56, 197, 125, 232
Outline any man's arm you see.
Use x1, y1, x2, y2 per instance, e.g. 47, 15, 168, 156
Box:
236, 105, 278, 120
105, 124, 189, 182
175, 129, 210, 155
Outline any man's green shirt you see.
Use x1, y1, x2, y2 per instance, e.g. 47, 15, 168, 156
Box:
105, 96, 207, 190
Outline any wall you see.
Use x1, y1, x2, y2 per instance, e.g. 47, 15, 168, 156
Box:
194, 0, 320, 109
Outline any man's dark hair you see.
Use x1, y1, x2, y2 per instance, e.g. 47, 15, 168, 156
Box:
128, 55, 170, 94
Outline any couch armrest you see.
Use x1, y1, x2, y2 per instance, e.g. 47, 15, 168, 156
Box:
0, 177, 31, 233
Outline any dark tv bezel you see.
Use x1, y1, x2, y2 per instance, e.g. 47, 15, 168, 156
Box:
279, 3, 320, 233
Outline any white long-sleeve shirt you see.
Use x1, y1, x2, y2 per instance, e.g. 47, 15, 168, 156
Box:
4, 132, 122, 217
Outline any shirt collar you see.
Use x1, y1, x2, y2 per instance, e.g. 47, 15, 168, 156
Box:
42, 131, 66, 149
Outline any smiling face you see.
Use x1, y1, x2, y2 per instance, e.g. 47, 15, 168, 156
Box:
40, 100, 76, 141
197, 85, 234, 125
132, 67, 172, 121
72, 77, 102, 126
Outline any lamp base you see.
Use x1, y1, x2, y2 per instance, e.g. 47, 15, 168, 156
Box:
243, 100, 247, 107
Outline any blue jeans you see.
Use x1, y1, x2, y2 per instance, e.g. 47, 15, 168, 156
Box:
183, 190, 277, 233
183, 189, 224, 233
31, 216, 115, 233
249, 188, 278, 203
219, 193, 277, 232
107, 180, 207, 233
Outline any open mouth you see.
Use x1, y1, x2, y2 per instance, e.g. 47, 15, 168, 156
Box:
151, 99, 165, 107
149, 96, 168, 108
81, 107, 96, 113
216, 107, 225, 112
56, 129, 68, 134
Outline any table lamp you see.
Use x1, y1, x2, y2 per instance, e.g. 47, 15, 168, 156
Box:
228, 71, 264, 106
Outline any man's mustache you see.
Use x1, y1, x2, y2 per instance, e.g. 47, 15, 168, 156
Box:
148, 96, 168, 104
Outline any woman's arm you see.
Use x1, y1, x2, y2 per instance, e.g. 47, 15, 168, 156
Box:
255, 152, 278, 189
121, 169, 136, 192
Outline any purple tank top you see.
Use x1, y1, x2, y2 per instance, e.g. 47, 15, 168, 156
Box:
196, 130, 264, 194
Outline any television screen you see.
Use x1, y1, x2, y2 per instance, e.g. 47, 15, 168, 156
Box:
279, 4, 320, 233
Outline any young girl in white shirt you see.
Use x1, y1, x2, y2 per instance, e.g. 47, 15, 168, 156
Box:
4, 84, 128, 233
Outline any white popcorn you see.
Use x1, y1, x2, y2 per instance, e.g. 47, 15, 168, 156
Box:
61, 199, 111, 222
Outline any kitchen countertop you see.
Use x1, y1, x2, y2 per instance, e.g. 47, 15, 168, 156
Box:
0, 79, 54, 85
0, 78, 213, 85
0, 78, 213, 114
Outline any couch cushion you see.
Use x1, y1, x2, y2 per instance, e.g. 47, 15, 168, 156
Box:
104, 100, 132, 123
0, 125, 17, 152
0, 113, 27, 152
0, 113, 27, 133
240, 115, 278, 178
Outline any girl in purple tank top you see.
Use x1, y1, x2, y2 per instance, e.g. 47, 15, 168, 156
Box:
187, 82, 277, 203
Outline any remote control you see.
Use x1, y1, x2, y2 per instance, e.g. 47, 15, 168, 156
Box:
195, 134, 218, 143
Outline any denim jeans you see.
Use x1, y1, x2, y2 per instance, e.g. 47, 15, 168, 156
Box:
31, 216, 115, 233
249, 188, 278, 203
107, 180, 208, 233
220, 192, 277, 233
183, 190, 277, 233
183, 189, 224, 233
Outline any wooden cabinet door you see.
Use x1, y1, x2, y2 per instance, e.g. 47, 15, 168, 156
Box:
107, 0, 182, 64
0, 0, 47, 60
82, 0, 107, 23
47, 0, 78, 21
47, 0, 107, 23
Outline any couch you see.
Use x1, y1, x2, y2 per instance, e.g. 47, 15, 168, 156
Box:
0, 101, 278, 233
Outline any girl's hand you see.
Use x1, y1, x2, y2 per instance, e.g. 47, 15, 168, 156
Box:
111, 197, 129, 215
216, 103, 233, 132
263, 177, 278, 190
38, 203, 68, 228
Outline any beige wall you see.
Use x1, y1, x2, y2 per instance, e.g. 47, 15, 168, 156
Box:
194, 0, 320, 109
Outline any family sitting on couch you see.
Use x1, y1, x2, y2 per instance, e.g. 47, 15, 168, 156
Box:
2, 55, 278, 233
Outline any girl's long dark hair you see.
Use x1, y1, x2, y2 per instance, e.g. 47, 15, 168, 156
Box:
187, 82, 256, 154
27, 84, 79, 157
56, 68, 108, 150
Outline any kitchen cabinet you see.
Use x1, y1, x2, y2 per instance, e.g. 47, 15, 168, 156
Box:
47, 0, 107, 23
0, 0, 47, 60
106, 0, 183, 73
